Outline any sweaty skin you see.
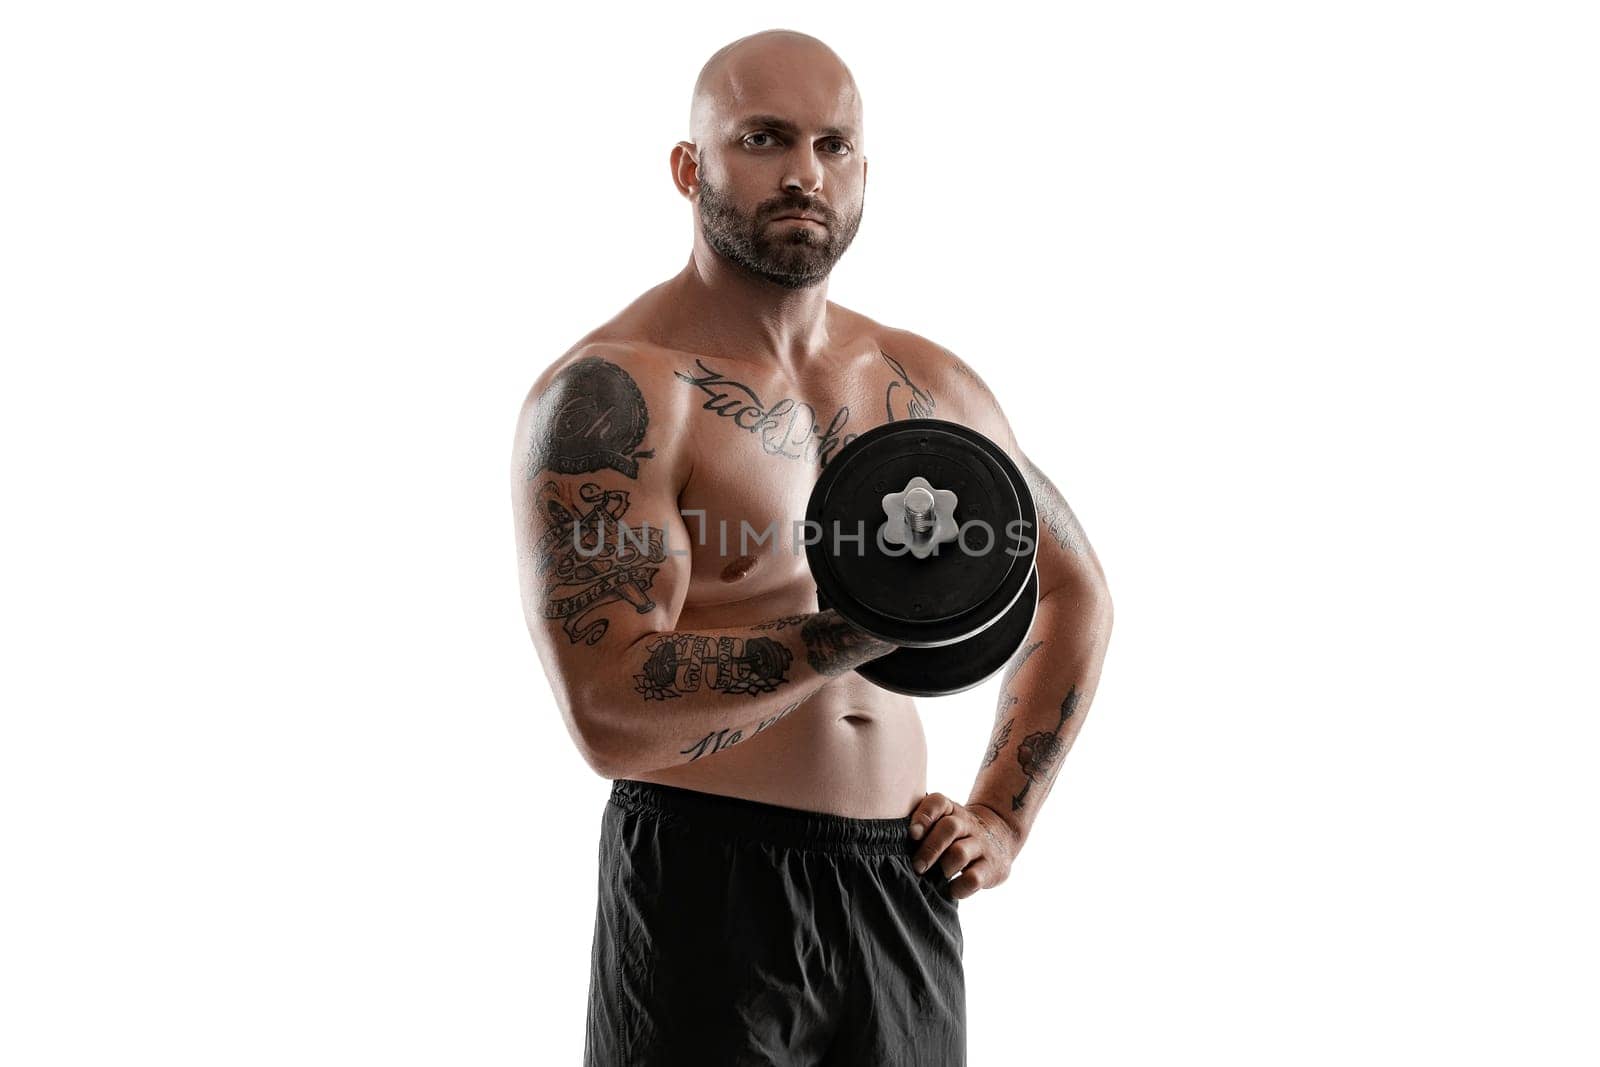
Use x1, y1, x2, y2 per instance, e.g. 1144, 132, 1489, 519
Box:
511, 32, 1113, 871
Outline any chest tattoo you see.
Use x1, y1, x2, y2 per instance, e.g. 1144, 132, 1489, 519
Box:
675, 351, 940, 466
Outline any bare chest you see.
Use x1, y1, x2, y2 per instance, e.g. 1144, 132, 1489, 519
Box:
669, 350, 941, 608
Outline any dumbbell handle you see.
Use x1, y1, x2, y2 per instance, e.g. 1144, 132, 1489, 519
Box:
881, 475, 959, 558
903, 486, 936, 538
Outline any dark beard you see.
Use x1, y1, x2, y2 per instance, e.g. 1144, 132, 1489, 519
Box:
696, 177, 862, 290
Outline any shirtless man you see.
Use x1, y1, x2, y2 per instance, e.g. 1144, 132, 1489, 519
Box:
511, 30, 1113, 1066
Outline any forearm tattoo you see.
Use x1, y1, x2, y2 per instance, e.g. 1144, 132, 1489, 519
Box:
983, 641, 1042, 768
800, 612, 894, 676
999, 641, 1043, 702
634, 633, 793, 700
679, 699, 803, 763
981, 718, 1014, 769
1012, 686, 1081, 812
534, 480, 666, 645
750, 614, 809, 632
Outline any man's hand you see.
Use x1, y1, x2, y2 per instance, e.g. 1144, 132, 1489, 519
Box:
907, 792, 1021, 901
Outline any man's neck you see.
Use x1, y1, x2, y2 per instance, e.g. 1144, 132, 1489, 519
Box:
662, 238, 834, 369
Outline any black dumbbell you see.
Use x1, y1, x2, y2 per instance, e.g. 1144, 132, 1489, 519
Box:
804, 418, 1039, 697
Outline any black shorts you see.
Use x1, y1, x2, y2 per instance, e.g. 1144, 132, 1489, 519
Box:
584, 779, 966, 1066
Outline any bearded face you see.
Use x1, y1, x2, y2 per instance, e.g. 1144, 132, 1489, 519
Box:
696, 174, 863, 290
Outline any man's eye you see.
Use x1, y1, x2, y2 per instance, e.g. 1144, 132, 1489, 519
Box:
823, 139, 851, 156
745, 132, 776, 148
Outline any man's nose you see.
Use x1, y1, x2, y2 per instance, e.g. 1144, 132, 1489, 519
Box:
782, 146, 825, 196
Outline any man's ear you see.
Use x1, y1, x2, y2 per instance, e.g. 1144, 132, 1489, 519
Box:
670, 141, 700, 198
862, 154, 869, 192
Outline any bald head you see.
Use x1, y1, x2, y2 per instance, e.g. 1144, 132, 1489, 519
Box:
689, 30, 862, 148
678, 30, 867, 289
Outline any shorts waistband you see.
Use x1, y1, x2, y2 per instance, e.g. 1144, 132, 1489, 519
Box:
608, 779, 918, 856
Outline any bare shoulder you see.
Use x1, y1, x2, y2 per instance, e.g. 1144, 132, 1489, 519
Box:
859, 321, 1093, 558
871, 324, 997, 398
821, 301, 999, 400
518, 337, 685, 414
842, 313, 1017, 453
511, 339, 692, 489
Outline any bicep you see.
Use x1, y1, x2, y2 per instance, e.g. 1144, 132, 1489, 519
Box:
918, 339, 1105, 596
958, 394, 1099, 591
510, 354, 693, 685
1016, 451, 1107, 603
515, 470, 691, 656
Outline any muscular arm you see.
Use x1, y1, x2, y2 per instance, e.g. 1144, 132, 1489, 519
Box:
583, 611, 890, 777
969, 455, 1113, 842
511, 346, 892, 780
903, 337, 1115, 845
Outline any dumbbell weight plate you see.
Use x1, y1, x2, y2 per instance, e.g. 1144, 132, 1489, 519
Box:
820, 567, 1040, 697
805, 418, 1038, 649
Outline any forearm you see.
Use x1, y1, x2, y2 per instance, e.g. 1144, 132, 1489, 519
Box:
579, 610, 894, 778
967, 581, 1113, 844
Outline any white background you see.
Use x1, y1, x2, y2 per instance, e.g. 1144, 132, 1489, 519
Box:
3, 1, 1596, 1064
